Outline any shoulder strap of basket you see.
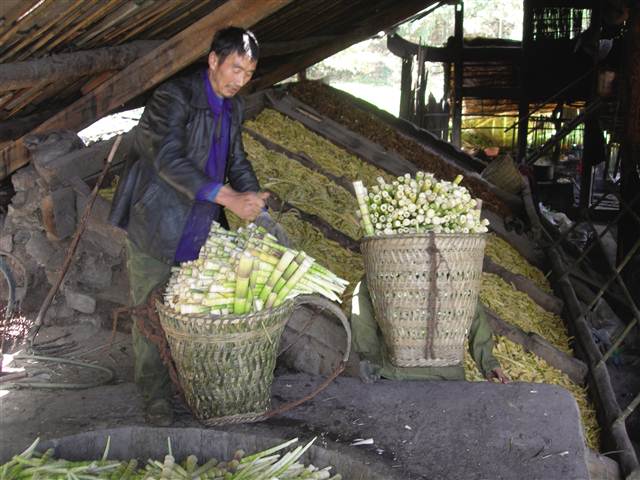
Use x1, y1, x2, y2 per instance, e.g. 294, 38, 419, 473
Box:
110, 287, 184, 399
141, 288, 185, 397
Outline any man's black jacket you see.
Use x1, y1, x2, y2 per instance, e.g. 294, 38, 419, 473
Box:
109, 69, 260, 263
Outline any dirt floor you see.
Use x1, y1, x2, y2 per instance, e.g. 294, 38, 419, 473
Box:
0, 321, 593, 480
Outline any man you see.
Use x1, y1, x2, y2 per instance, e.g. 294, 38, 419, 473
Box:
110, 27, 283, 425
351, 279, 509, 383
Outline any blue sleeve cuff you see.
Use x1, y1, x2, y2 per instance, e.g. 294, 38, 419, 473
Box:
196, 182, 222, 203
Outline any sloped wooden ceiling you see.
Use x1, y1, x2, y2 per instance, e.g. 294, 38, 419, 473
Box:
0, 0, 437, 179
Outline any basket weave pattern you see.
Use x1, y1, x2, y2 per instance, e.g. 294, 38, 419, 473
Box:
156, 300, 293, 422
481, 155, 524, 194
361, 233, 486, 367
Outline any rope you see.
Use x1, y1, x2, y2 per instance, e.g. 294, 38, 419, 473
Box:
111, 288, 185, 399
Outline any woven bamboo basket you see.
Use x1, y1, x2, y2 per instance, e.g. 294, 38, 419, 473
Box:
361, 233, 486, 367
481, 155, 524, 194
156, 299, 293, 424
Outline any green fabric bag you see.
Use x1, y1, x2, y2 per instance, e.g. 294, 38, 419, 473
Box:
351, 278, 499, 381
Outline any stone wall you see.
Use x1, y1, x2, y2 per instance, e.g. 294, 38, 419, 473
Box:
2, 131, 129, 327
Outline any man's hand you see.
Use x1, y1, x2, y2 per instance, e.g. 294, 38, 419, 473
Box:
486, 368, 510, 384
255, 211, 291, 247
215, 185, 269, 221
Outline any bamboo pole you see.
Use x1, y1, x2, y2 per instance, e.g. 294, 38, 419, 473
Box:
74, 0, 138, 48
547, 245, 639, 476
31, 0, 122, 57
112, 1, 179, 44
0, 0, 79, 63
0, 0, 53, 49
145, 0, 210, 38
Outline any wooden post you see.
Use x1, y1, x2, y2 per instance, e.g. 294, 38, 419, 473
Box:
517, 0, 533, 162
618, 4, 640, 276
0, 0, 293, 180
451, 0, 463, 147
399, 55, 413, 121
579, 115, 604, 210
580, 3, 604, 212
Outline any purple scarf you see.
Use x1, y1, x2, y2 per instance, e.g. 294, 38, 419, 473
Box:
174, 69, 232, 262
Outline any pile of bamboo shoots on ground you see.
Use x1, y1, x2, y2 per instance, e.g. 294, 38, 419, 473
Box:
0, 436, 341, 479
164, 222, 348, 316
354, 172, 489, 235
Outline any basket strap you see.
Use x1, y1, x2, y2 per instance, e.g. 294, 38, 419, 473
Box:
111, 287, 185, 399
202, 294, 352, 426
426, 234, 439, 359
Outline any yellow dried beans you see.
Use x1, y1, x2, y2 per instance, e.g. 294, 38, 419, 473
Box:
246, 109, 393, 187
480, 273, 572, 354
242, 133, 361, 240
486, 234, 552, 293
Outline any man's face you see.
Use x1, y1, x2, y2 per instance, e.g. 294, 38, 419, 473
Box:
207, 51, 257, 98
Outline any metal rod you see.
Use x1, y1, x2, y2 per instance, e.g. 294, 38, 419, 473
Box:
548, 189, 640, 279
27, 135, 122, 349
601, 317, 638, 364
614, 392, 640, 426
585, 237, 640, 313
583, 211, 640, 320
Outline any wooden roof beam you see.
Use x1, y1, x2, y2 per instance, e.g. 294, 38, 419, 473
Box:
387, 33, 522, 62
0, 40, 162, 92
0, 0, 293, 180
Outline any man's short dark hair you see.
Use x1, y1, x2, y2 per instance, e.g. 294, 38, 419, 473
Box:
209, 26, 259, 64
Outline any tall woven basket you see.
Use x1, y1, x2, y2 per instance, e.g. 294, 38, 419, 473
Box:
156, 299, 293, 425
481, 155, 524, 194
361, 233, 486, 367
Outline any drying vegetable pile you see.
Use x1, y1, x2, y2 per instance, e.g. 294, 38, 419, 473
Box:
0, 437, 342, 479
289, 81, 510, 217
242, 134, 361, 240
485, 233, 551, 293
480, 273, 570, 353
464, 336, 599, 450
353, 172, 489, 236
164, 222, 347, 315
246, 109, 390, 188
470, 270, 600, 450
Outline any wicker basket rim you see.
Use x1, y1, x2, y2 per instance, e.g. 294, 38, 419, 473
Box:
155, 297, 295, 321
361, 232, 487, 242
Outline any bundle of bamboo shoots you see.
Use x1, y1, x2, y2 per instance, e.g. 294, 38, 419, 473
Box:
164, 222, 348, 316
1, 436, 342, 479
353, 172, 489, 236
